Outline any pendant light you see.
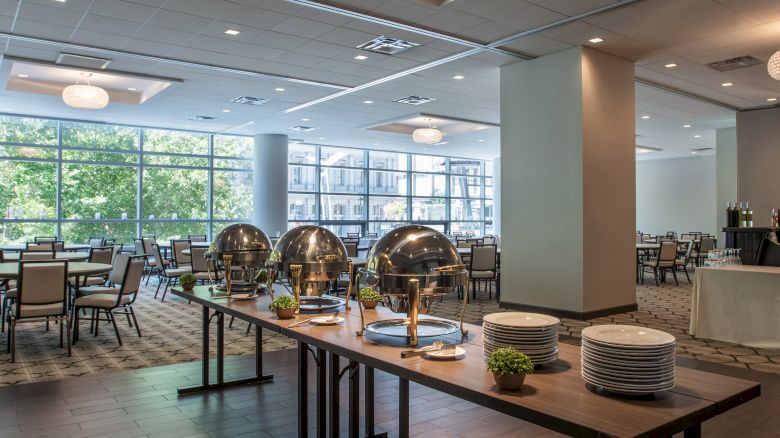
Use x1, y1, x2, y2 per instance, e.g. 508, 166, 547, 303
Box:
412, 119, 443, 144
769, 50, 780, 81
62, 73, 109, 109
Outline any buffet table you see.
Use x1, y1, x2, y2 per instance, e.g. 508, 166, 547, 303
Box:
173, 285, 759, 438
691, 265, 780, 348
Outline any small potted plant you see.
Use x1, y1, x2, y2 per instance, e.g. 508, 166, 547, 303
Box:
179, 273, 197, 291
270, 295, 298, 319
487, 347, 534, 390
359, 287, 382, 309
255, 268, 269, 289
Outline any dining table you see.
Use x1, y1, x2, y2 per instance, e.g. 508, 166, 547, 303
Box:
2, 252, 91, 262
0, 243, 91, 252
0, 261, 112, 296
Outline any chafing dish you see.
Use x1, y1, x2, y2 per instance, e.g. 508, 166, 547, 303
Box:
207, 223, 272, 293
268, 225, 354, 312
356, 225, 469, 346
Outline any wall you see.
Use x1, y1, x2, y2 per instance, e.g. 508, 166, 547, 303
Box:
737, 107, 780, 226
716, 127, 737, 244
636, 156, 717, 236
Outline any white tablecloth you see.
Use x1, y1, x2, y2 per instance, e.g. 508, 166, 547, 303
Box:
690, 265, 780, 348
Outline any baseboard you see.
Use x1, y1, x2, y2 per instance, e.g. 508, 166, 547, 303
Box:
497, 301, 638, 321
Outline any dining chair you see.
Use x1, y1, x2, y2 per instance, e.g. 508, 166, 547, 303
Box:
190, 247, 218, 282
346, 232, 360, 238
343, 242, 358, 258
7, 260, 71, 362
640, 241, 678, 286
468, 244, 498, 300
187, 235, 207, 242
88, 236, 105, 248
21, 250, 55, 260
78, 247, 114, 287
33, 236, 57, 243
674, 240, 693, 283
170, 239, 192, 268
151, 244, 190, 302
143, 238, 170, 285
72, 255, 146, 346
691, 236, 716, 266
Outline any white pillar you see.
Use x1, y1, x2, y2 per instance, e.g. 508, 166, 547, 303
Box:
252, 134, 288, 236
500, 46, 636, 318
716, 127, 737, 246
492, 158, 501, 236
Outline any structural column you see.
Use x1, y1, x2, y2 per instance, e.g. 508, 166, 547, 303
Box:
736, 107, 780, 226
716, 127, 737, 245
500, 46, 636, 318
492, 158, 501, 236
252, 134, 288, 236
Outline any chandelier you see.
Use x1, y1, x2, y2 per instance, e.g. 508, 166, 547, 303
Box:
62, 76, 109, 109
769, 50, 780, 81
412, 119, 443, 144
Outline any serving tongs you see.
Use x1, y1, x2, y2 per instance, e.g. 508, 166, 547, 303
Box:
401, 340, 456, 358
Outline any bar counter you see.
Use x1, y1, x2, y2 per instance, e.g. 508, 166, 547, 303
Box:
722, 227, 780, 264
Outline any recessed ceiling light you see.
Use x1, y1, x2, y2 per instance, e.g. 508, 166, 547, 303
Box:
477, 139, 484, 142
80, 72, 92, 77
372, 143, 379, 146
127, 87, 137, 91
354, 55, 368, 60
17, 74, 28, 78
54, 0, 66, 2
224, 29, 240, 35
274, 87, 285, 92
452, 75, 464, 80
682, 124, 691, 128
301, 118, 310, 121
222, 109, 230, 113
363, 100, 373, 104
641, 115, 651, 119
768, 98, 778, 102
694, 135, 702, 138
691, 151, 698, 155
588, 37, 604, 43
318, 137, 325, 140
664, 63, 678, 68
721, 82, 733, 87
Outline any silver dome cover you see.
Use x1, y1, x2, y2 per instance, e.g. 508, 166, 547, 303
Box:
209, 223, 272, 265
362, 225, 466, 295
269, 225, 349, 281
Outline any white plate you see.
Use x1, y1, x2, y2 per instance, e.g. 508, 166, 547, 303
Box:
583, 364, 675, 382
310, 316, 344, 325
483, 335, 558, 347
483, 328, 559, 340
581, 349, 674, 368
582, 369, 675, 390
227, 293, 257, 300
582, 339, 675, 357
484, 347, 559, 362
582, 375, 674, 395
582, 356, 675, 376
482, 339, 558, 353
583, 337, 676, 353
483, 312, 560, 329
425, 346, 466, 360
581, 325, 675, 348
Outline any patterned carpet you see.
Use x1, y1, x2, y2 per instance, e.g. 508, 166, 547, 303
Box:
1, 270, 778, 386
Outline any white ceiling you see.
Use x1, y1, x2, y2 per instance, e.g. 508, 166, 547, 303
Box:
0, 0, 778, 160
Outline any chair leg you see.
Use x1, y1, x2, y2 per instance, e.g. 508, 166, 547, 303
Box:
128, 306, 141, 337
10, 319, 15, 363
653, 267, 659, 286
94, 308, 99, 337
72, 307, 79, 344
683, 267, 691, 283
161, 279, 171, 302
59, 317, 63, 348
154, 275, 163, 298
671, 268, 679, 286
229, 315, 235, 328
108, 310, 122, 346
65, 317, 71, 357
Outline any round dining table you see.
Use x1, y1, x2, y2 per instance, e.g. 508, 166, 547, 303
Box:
0, 262, 112, 280
2, 252, 91, 262
0, 243, 91, 252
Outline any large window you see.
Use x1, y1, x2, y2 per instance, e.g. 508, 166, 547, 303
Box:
0, 116, 253, 244
288, 145, 492, 236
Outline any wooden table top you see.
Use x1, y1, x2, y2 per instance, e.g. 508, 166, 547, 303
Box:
157, 241, 211, 249
172, 286, 760, 438
0, 262, 112, 279
3, 252, 90, 262
636, 243, 661, 250
0, 243, 91, 251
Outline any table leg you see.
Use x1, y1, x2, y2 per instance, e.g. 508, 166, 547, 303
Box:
329, 353, 340, 438
684, 423, 702, 438
362, 366, 387, 438
399, 377, 409, 438
348, 361, 359, 438
299, 340, 309, 438
177, 307, 273, 394
317, 348, 327, 438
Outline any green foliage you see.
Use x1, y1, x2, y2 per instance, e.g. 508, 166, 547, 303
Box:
255, 268, 269, 283
486, 348, 534, 376
359, 287, 381, 302
180, 273, 197, 284
270, 295, 299, 311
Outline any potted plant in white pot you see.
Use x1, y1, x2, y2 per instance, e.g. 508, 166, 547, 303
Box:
487, 347, 534, 390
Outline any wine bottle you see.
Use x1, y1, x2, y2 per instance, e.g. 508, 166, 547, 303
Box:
746, 202, 753, 227
739, 202, 747, 227
732, 202, 741, 228
726, 202, 734, 227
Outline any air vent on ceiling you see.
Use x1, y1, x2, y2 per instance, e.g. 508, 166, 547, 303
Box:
189, 115, 219, 122
288, 126, 317, 132
636, 146, 661, 154
395, 96, 436, 105
55, 53, 112, 70
357, 36, 419, 55
289, 138, 305, 144
231, 96, 268, 105
691, 147, 713, 152
416, 0, 456, 5
707, 56, 762, 72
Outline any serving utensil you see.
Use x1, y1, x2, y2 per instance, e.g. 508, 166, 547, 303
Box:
288, 311, 340, 328
400, 340, 457, 358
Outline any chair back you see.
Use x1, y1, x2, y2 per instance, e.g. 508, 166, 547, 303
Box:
755, 238, 780, 266
483, 236, 496, 245
366, 233, 378, 238
133, 239, 145, 255
117, 256, 146, 303
89, 246, 114, 264
346, 233, 360, 238
679, 240, 693, 260
190, 247, 210, 273
152, 244, 168, 274
698, 237, 716, 253
188, 235, 207, 242
470, 244, 497, 272
111, 244, 122, 264
142, 238, 154, 256
53, 240, 64, 251
635, 233, 644, 244
26, 242, 54, 251
16, 260, 68, 318
657, 241, 677, 262
89, 237, 105, 248
343, 242, 358, 257
143, 236, 157, 244
109, 253, 131, 284
34, 236, 56, 243
171, 239, 192, 265
104, 239, 116, 246
21, 251, 55, 260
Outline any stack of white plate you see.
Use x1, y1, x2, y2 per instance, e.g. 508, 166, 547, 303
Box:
482, 312, 560, 365
581, 325, 676, 395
